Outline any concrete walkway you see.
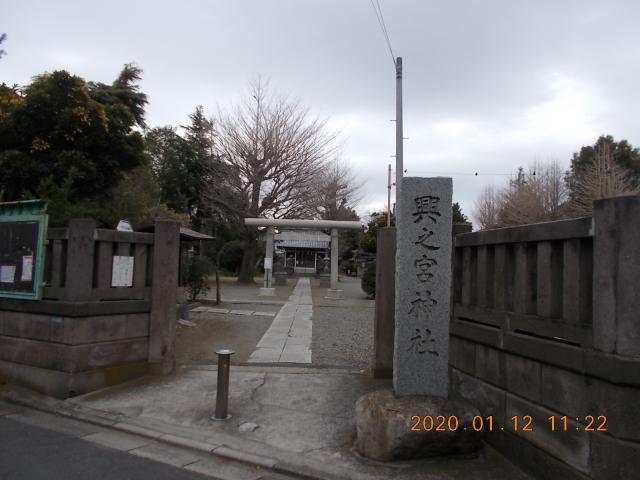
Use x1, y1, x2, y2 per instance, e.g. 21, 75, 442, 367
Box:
248, 278, 312, 363
0, 367, 532, 480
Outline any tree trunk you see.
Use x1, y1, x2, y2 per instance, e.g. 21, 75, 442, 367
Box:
238, 228, 257, 283
215, 268, 221, 305
238, 180, 262, 284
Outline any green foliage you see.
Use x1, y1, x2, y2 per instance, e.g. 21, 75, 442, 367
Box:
360, 212, 391, 253
146, 106, 220, 230
361, 261, 376, 298
0, 65, 148, 226
216, 240, 244, 274
108, 161, 189, 229
362, 203, 469, 253
453, 202, 470, 224
38, 167, 108, 225
183, 254, 214, 301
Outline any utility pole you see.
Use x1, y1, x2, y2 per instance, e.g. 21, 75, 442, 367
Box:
387, 164, 392, 226
395, 56, 403, 205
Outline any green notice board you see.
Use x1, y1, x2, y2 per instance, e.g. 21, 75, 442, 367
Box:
0, 200, 48, 300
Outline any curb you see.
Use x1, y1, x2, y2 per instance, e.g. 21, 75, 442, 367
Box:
0, 385, 343, 480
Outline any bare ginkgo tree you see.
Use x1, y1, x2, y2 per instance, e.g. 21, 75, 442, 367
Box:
211, 78, 338, 283
311, 158, 363, 220
473, 161, 569, 229
566, 141, 639, 217
473, 185, 501, 230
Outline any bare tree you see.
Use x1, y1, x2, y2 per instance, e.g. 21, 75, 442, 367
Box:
499, 161, 569, 226
536, 160, 567, 220
473, 160, 569, 230
473, 185, 500, 230
212, 78, 337, 283
311, 158, 363, 220
0, 34, 6, 59
567, 142, 639, 217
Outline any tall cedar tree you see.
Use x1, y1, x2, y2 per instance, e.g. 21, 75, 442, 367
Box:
146, 106, 220, 231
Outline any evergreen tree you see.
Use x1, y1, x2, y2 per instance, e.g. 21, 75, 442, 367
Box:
0, 65, 148, 225
146, 106, 224, 230
452, 202, 469, 224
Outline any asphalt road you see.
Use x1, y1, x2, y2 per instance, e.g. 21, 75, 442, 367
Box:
0, 417, 214, 480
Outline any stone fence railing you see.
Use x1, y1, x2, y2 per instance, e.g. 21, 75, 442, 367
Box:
452, 214, 594, 350
43, 220, 155, 302
0, 219, 181, 398
449, 195, 640, 479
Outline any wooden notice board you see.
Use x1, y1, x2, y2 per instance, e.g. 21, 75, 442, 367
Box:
0, 200, 48, 300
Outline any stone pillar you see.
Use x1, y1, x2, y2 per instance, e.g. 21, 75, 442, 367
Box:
451, 224, 473, 315
64, 219, 96, 302
330, 228, 338, 289
373, 227, 396, 378
393, 177, 453, 397
149, 219, 181, 374
593, 195, 640, 356
356, 178, 481, 461
326, 227, 343, 299
260, 226, 275, 296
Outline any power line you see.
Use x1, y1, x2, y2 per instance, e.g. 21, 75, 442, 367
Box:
375, 0, 394, 57
369, 0, 396, 66
406, 170, 538, 177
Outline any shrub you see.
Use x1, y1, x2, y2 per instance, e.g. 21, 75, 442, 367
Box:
361, 260, 376, 298
217, 240, 243, 274
183, 254, 214, 301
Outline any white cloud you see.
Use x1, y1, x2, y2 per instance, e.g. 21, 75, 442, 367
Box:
508, 73, 602, 145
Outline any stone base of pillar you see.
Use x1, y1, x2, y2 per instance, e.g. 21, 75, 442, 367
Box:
355, 389, 481, 461
325, 289, 344, 300
319, 273, 330, 287
274, 272, 288, 286
259, 287, 276, 297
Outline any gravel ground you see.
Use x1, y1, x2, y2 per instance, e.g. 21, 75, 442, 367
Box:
311, 304, 374, 370
311, 277, 375, 370
178, 275, 375, 369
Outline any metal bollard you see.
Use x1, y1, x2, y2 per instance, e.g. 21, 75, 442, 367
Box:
212, 348, 235, 420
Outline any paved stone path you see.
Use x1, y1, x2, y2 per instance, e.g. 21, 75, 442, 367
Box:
190, 306, 276, 317
248, 278, 312, 363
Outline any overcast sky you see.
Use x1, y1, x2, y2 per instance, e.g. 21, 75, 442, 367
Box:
3, 0, 639, 223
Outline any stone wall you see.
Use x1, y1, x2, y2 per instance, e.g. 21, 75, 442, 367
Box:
0, 219, 180, 398
449, 196, 640, 480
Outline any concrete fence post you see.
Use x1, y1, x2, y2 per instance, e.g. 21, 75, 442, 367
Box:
373, 227, 396, 378
451, 224, 472, 315
149, 219, 181, 374
64, 219, 96, 301
592, 195, 640, 356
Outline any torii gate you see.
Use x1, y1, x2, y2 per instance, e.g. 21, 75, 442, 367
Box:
244, 218, 362, 299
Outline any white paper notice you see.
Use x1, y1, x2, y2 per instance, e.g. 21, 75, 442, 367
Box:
21, 256, 33, 282
264, 257, 273, 270
0, 265, 16, 283
111, 256, 134, 287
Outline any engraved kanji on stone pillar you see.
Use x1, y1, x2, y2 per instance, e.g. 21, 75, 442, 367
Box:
394, 177, 453, 397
